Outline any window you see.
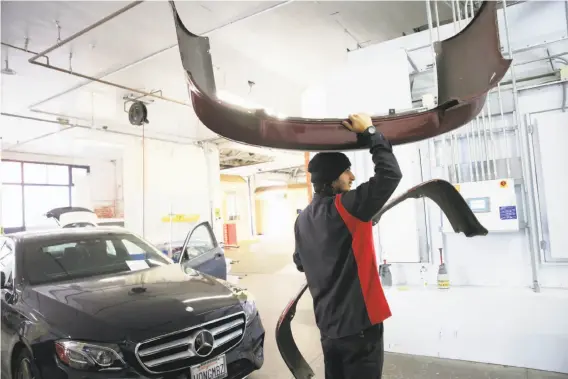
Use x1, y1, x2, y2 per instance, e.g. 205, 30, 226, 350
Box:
0, 240, 9, 260
24, 186, 70, 228
23, 234, 170, 285
47, 165, 70, 185
23, 162, 48, 184
106, 241, 117, 256
2, 161, 22, 183
23, 162, 70, 185
2, 160, 89, 231
183, 246, 203, 261
181, 223, 216, 262
43, 243, 76, 255
2, 184, 23, 228
0, 242, 14, 285
71, 167, 89, 185
189, 224, 215, 251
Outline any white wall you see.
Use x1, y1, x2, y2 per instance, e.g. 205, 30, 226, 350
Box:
384, 286, 568, 374
302, 45, 425, 265
122, 139, 221, 244
220, 179, 252, 243
302, 2, 568, 373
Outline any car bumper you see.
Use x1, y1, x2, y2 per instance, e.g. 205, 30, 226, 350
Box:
39, 314, 265, 379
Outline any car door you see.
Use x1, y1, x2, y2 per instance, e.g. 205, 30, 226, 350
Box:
276, 179, 489, 379
179, 222, 227, 280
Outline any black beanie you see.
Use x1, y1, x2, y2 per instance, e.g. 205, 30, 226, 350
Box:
308, 152, 351, 184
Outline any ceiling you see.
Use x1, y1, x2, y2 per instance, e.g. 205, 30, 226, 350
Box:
1, 1, 455, 163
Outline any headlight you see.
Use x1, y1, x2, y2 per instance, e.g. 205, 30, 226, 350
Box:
216, 278, 258, 323
241, 294, 257, 324
55, 340, 125, 371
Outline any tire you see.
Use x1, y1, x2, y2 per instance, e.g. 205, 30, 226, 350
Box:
13, 349, 40, 379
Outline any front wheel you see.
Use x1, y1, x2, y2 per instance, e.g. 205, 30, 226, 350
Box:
14, 350, 39, 379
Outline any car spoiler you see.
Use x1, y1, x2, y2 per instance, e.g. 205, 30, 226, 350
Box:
275, 179, 487, 378
169, 1, 511, 151
45, 207, 95, 221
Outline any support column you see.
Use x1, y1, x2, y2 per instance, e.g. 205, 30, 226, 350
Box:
247, 174, 257, 237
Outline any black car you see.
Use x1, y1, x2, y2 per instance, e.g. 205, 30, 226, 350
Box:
0, 227, 264, 379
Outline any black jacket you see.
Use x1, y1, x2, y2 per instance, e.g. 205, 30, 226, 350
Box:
293, 131, 402, 339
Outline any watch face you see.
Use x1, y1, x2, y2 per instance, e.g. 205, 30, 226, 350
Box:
367, 126, 377, 134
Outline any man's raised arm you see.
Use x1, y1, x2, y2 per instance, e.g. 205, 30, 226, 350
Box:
341, 115, 403, 222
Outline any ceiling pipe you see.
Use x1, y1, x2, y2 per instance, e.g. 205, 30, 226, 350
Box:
22, 0, 294, 109
30, 1, 144, 61
0, 112, 199, 146
6, 123, 77, 149
0, 42, 48, 64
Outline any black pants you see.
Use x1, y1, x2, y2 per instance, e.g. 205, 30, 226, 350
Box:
320, 323, 385, 379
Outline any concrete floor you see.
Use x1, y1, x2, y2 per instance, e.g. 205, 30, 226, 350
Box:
225, 237, 568, 379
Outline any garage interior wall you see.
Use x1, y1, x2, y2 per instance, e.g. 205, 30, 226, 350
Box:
255, 184, 308, 237
300, 1, 568, 373
122, 139, 221, 244
220, 174, 252, 243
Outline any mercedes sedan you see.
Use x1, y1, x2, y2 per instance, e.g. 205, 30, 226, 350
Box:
0, 228, 264, 379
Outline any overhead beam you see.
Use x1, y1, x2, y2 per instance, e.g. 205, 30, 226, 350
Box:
217, 140, 303, 159
220, 156, 304, 176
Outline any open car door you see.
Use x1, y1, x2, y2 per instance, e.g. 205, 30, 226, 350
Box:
178, 221, 228, 280
275, 179, 488, 379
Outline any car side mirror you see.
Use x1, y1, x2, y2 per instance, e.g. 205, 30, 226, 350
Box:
0, 272, 6, 289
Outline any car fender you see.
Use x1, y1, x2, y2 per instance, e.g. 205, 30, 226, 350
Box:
275, 179, 487, 378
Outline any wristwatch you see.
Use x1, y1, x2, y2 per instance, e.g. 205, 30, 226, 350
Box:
365, 126, 377, 135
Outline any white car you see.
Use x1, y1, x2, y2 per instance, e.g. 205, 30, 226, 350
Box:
46, 207, 124, 228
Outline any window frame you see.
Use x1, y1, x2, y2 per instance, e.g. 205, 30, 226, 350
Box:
179, 222, 218, 264
1, 159, 90, 232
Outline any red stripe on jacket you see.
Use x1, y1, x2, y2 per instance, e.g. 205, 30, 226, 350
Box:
335, 194, 392, 324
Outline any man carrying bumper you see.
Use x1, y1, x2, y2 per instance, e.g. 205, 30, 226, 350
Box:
293, 113, 402, 379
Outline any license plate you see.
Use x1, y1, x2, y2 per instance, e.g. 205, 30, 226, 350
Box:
190, 355, 227, 379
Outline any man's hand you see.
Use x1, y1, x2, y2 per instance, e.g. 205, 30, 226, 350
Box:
342, 113, 373, 134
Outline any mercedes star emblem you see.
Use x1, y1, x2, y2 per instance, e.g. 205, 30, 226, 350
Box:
192, 330, 215, 357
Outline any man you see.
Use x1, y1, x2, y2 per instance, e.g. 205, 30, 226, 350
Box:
293, 112, 402, 379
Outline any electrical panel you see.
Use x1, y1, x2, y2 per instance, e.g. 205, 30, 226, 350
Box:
442, 179, 521, 233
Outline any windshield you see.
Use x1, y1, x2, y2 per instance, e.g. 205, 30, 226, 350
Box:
23, 233, 173, 285
62, 222, 96, 228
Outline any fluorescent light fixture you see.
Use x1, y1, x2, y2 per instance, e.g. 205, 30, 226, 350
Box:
217, 90, 287, 119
